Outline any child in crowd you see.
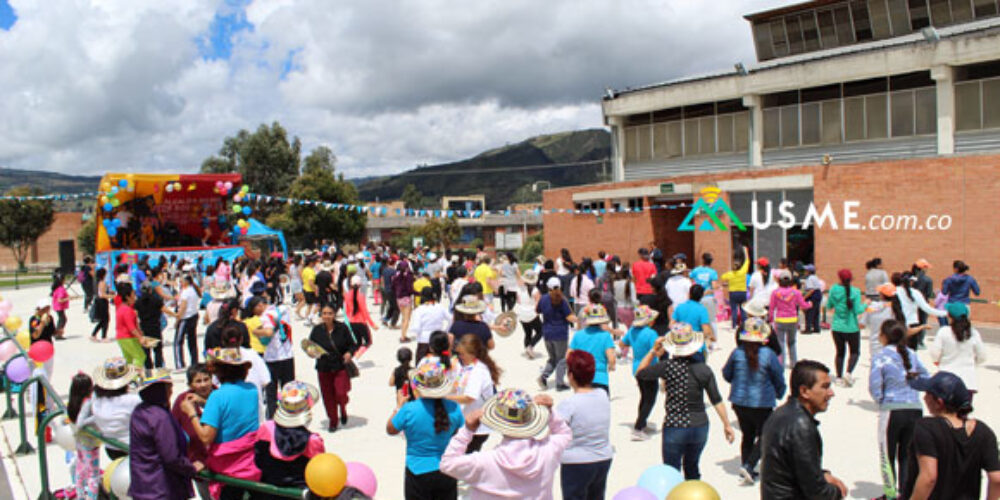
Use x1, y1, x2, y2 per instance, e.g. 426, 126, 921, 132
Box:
67, 372, 101, 500
390, 347, 416, 402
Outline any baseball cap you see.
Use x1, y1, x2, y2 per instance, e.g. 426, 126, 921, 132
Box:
914, 258, 932, 269
945, 302, 969, 318
908, 371, 971, 411
876, 283, 896, 297
546, 277, 561, 289
756, 257, 769, 266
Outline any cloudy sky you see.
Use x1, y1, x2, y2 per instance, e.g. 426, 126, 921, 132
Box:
0, 0, 784, 179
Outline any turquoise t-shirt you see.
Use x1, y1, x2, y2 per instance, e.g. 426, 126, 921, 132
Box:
569, 326, 616, 386
689, 266, 718, 290
622, 326, 659, 375
200, 381, 260, 443
672, 300, 710, 330
391, 399, 464, 475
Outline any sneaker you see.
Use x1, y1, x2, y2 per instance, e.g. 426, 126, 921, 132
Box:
844, 374, 855, 387
630, 429, 648, 441
643, 423, 658, 434
537, 376, 547, 391
834, 377, 845, 386
739, 465, 755, 485
555, 384, 570, 392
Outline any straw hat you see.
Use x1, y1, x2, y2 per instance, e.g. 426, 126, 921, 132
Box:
663, 322, 704, 357
521, 269, 538, 284
739, 317, 771, 343
93, 357, 137, 390
632, 305, 659, 327
409, 358, 455, 399
481, 388, 550, 439
582, 304, 611, 326
206, 347, 251, 366
493, 312, 517, 338
455, 296, 487, 315
274, 381, 319, 428
137, 368, 172, 393
300, 338, 329, 359
670, 263, 688, 275
741, 297, 768, 317
210, 283, 236, 300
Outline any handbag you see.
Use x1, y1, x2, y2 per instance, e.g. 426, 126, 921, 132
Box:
332, 321, 360, 379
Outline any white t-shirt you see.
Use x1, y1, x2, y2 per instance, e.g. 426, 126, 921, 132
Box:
450, 278, 469, 306
261, 306, 294, 362
665, 276, 692, 307
514, 286, 539, 323
410, 302, 452, 344
180, 287, 200, 319
91, 393, 142, 450
458, 360, 496, 435
749, 270, 779, 304
929, 327, 986, 390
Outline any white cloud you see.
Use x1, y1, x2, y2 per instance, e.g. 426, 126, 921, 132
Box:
0, 0, 783, 180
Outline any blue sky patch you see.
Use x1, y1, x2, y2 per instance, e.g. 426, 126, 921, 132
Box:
280, 48, 303, 79
197, 0, 254, 61
0, 0, 17, 31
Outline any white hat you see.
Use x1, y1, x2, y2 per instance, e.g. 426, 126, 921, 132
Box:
36, 299, 50, 310
546, 277, 561, 289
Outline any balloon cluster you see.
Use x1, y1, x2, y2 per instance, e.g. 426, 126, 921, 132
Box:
613, 465, 720, 500
103, 456, 131, 498
164, 181, 182, 193
98, 176, 135, 214
0, 300, 36, 384
229, 185, 252, 235
214, 180, 237, 196
102, 218, 123, 238
305, 453, 377, 498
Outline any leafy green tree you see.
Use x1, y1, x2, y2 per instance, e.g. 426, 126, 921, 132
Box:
418, 217, 460, 249
401, 183, 423, 209
518, 231, 544, 263
77, 218, 96, 256
266, 146, 365, 247
200, 122, 302, 210
0, 186, 56, 270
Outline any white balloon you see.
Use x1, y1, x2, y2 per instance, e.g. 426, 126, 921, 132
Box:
52, 421, 76, 452
110, 456, 131, 498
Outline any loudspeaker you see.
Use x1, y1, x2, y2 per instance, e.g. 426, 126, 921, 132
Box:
58, 240, 76, 276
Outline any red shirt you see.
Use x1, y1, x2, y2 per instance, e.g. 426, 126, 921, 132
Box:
115, 303, 138, 340
633, 260, 657, 295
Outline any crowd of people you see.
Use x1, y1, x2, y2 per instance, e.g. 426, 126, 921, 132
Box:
46, 242, 999, 499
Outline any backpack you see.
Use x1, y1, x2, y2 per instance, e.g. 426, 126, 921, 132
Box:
76, 267, 87, 283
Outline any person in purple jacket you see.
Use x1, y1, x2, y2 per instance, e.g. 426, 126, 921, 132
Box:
129, 368, 203, 500
941, 260, 980, 305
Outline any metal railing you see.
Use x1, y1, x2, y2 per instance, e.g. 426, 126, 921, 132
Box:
0, 333, 306, 499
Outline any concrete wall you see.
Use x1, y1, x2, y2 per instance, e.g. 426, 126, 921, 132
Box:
544, 153, 1000, 322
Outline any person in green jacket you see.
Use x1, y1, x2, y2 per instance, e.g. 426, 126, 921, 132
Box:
825, 269, 866, 387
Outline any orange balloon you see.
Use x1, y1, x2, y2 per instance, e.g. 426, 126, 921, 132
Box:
305, 453, 347, 497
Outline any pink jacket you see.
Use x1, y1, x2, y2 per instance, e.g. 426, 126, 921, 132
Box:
768, 286, 811, 322
439, 416, 572, 500
205, 431, 261, 499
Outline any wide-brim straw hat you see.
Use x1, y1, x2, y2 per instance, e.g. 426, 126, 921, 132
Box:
455, 296, 487, 315
670, 263, 688, 275
481, 388, 550, 439
210, 284, 236, 300
274, 381, 319, 428
409, 358, 455, 399
741, 297, 768, 317
582, 304, 611, 326
300, 339, 329, 359
137, 368, 172, 393
632, 305, 659, 327
521, 269, 539, 284
93, 357, 137, 390
493, 312, 517, 338
206, 347, 252, 366
663, 322, 704, 357
739, 317, 771, 343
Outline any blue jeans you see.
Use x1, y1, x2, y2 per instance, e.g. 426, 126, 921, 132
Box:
662, 425, 709, 479
729, 291, 747, 329
560, 459, 612, 500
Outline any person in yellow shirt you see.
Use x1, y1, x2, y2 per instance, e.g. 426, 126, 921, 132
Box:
720, 245, 749, 330
413, 273, 432, 306
474, 257, 498, 304
299, 258, 318, 322
243, 296, 273, 355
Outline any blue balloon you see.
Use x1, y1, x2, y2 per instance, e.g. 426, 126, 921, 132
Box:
107, 228, 117, 237
612, 486, 658, 500
110, 187, 119, 195
242, 206, 251, 215
103, 203, 113, 212
102, 219, 110, 227
637, 464, 684, 500
118, 179, 127, 188
112, 219, 121, 227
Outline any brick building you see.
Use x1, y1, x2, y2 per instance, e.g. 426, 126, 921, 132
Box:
0, 212, 88, 271
544, 0, 1000, 321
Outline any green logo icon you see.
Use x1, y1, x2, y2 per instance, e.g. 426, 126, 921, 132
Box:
678, 187, 746, 231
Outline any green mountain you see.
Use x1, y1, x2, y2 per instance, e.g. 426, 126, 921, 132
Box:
0, 167, 101, 194
356, 129, 610, 209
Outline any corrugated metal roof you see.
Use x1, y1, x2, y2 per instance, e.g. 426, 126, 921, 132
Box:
610, 17, 1000, 99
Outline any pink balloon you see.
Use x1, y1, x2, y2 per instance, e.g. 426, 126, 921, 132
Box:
0, 300, 11, 313
5, 356, 30, 384
0, 341, 17, 363
224, 181, 233, 190
0, 310, 7, 324
345, 462, 377, 498
28, 340, 54, 363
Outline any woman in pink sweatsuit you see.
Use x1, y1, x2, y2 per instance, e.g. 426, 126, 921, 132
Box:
439, 390, 571, 500
768, 272, 812, 367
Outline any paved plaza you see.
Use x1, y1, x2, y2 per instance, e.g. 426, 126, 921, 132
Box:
1, 284, 997, 499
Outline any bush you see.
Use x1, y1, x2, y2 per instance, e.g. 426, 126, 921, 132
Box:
518, 231, 543, 263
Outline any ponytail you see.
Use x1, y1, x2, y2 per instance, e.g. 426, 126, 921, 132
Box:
352, 285, 360, 314
761, 265, 771, 286
881, 320, 915, 378
433, 399, 449, 434
741, 341, 760, 371
841, 276, 853, 311
889, 296, 905, 323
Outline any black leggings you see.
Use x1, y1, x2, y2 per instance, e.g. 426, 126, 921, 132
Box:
265, 358, 296, 419
885, 408, 922, 493
502, 290, 517, 312
635, 377, 659, 431
831, 330, 860, 377
521, 318, 543, 348
733, 405, 772, 470
404, 468, 456, 500
55, 311, 67, 331
91, 318, 108, 339
350, 323, 372, 347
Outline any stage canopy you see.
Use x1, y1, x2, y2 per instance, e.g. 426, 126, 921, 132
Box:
95, 173, 242, 253
235, 218, 288, 259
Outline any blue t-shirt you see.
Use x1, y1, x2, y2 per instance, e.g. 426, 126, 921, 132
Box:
689, 266, 718, 291
391, 399, 464, 474
131, 267, 148, 296
200, 381, 260, 443
569, 327, 616, 386
622, 326, 659, 375
593, 260, 607, 280
673, 300, 710, 329
537, 294, 572, 341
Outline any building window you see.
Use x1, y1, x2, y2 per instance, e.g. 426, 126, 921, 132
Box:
801, 13, 822, 50
770, 19, 789, 57
891, 90, 916, 136
952, 0, 974, 21
628, 198, 644, 211
786, 15, 805, 53
909, 0, 931, 29
834, 6, 856, 43
817, 10, 839, 47
868, 0, 893, 38
574, 201, 605, 212
637, 124, 652, 161
887, 0, 912, 35
955, 77, 1000, 131
928, 0, 952, 24
973, 0, 998, 17
851, 0, 874, 41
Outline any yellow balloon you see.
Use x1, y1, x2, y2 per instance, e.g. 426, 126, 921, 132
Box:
102, 457, 125, 493
4, 315, 21, 334
15, 330, 29, 349
305, 453, 347, 497
666, 480, 721, 500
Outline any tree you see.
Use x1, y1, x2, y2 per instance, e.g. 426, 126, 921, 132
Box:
518, 231, 544, 263
0, 186, 56, 270
418, 217, 460, 249
200, 122, 302, 213
401, 184, 423, 209
266, 146, 365, 247
77, 218, 96, 257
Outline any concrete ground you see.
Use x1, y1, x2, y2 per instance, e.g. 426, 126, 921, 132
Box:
1, 284, 998, 500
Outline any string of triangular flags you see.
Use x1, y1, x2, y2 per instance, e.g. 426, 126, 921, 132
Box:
244, 192, 690, 218
0, 191, 100, 202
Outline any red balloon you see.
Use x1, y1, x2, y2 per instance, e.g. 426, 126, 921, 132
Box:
28, 340, 54, 363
